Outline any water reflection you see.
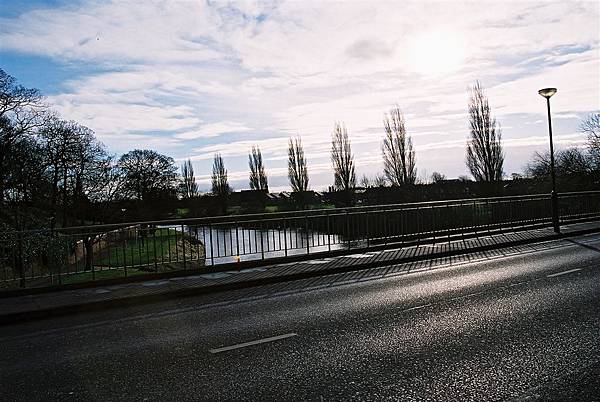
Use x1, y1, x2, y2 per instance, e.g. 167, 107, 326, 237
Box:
189, 226, 345, 264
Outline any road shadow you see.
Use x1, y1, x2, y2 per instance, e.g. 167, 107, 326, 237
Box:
565, 238, 600, 254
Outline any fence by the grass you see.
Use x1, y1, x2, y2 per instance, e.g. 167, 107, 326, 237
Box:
1, 191, 599, 290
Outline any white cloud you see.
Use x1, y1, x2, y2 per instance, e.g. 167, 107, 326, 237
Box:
0, 1, 224, 64
176, 122, 253, 139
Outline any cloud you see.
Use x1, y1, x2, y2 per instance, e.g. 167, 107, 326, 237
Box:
346, 38, 393, 60
0, 1, 225, 64
1, 0, 599, 190
175, 122, 253, 139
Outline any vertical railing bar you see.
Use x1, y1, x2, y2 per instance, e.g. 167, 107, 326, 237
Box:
346, 210, 351, 251
447, 204, 451, 244
130, 229, 136, 270
228, 224, 232, 257
122, 231, 128, 278
254, 223, 258, 255
284, 218, 288, 257
235, 222, 240, 259
260, 220, 265, 260
145, 227, 150, 269
18, 231, 25, 288
242, 225, 246, 255
305, 214, 310, 255
159, 227, 165, 267
152, 226, 158, 272
168, 227, 173, 263
90, 236, 96, 282
384, 209, 389, 245
217, 225, 222, 258
106, 232, 112, 274
181, 224, 187, 270
194, 226, 199, 263
209, 223, 214, 266
201, 226, 207, 265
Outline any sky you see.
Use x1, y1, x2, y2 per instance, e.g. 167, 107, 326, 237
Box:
1, 0, 599, 192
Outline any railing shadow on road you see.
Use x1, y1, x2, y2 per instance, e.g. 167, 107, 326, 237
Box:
565, 238, 600, 254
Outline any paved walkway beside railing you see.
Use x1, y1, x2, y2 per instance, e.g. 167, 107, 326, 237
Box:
1, 220, 599, 324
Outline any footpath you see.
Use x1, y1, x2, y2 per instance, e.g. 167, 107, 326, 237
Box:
1, 221, 599, 325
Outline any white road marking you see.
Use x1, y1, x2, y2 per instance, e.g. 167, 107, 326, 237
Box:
199, 272, 231, 279
450, 291, 485, 301
141, 280, 170, 287
94, 289, 111, 294
403, 303, 432, 312
344, 254, 373, 259
169, 275, 204, 281
547, 268, 582, 278
240, 267, 268, 273
305, 259, 334, 265
224, 268, 268, 274
209, 333, 297, 354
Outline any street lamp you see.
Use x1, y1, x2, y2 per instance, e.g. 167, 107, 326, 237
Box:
538, 87, 560, 233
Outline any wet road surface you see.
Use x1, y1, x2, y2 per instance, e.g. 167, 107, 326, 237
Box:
1, 233, 600, 401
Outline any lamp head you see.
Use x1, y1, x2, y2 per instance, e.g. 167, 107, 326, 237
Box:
538, 88, 557, 98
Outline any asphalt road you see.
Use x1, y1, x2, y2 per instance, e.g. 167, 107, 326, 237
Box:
2, 232, 600, 401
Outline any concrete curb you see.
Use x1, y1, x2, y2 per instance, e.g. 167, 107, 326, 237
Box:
1, 227, 598, 326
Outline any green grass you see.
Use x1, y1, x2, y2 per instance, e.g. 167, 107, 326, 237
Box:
264, 205, 279, 213
314, 203, 336, 210
175, 208, 190, 218
227, 206, 243, 215
94, 228, 185, 267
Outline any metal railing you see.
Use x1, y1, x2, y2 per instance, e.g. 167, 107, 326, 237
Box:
1, 191, 599, 290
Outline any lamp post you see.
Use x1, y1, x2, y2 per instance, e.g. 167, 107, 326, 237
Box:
538, 87, 560, 233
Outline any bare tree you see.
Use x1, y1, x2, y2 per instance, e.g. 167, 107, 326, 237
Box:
211, 153, 230, 197
38, 117, 115, 226
359, 174, 370, 188
0, 69, 46, 204
248, 146, 268, 191
525, 148, 592, 178
331, 122, 356, 191
288, 136, 309, 192
430, 171, 447, 183
179, 159, 199, 198
373, 174, 387, 187
360, 174, 387, 188
382, 106, 416, 186
580, 113, 600, 168
466, 81, 504, 182
0, 69, 45, 130
2, 132, 46, 204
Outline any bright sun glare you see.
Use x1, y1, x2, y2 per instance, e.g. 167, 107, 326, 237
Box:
407, 30, 466, 76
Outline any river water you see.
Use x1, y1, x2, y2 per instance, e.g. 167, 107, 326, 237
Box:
188, 225, 346, 264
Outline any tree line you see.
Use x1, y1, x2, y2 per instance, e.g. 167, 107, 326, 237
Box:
2, 68, 599, 228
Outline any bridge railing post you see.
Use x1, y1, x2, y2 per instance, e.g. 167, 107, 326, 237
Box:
346, 210, 351, 251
